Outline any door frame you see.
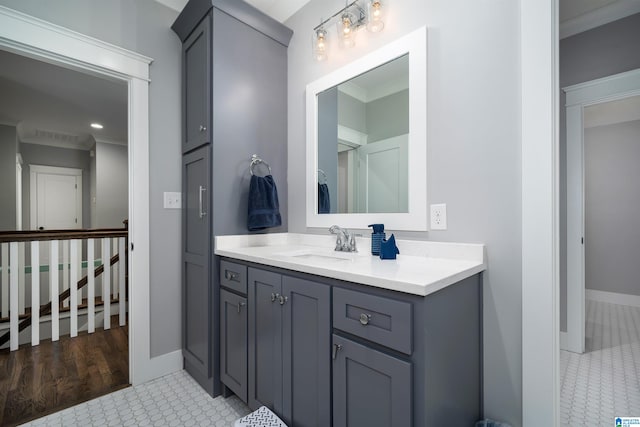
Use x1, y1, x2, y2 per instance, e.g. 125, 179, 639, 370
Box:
29, 164, 82, 230
563, 68, 640, 354
0, 5, 172, 385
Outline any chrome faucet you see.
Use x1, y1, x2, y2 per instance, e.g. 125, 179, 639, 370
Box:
329, 225, 358, 252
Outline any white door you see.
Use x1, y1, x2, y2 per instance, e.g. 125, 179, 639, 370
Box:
357, 134, 408, 213
30, 165, 82, 231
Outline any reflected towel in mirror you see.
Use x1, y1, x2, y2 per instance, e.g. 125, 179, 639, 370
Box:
318, 183, 330, 214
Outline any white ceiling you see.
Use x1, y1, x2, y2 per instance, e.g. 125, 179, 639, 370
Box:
0, 49, 127, 150
155, 0, 311, 22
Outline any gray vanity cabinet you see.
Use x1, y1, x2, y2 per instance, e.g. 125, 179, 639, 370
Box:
220, 288, 247, 402
173, 0, 292, 398
182, 146, 211, 387
182, 16, 210, 153
332, 335, 411, 427
248, 268, 331, 427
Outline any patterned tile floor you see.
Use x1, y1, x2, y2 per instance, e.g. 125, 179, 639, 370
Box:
561, 299, 640, 426
21, 370, 251, 426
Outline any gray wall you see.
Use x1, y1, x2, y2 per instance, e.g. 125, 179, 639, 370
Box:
337, 91, 366, 133
0, 124, 17, 230
559, 12, 640, 331
366, 89, 409, 143
585, 120, 640, 296
0, 0, 183, 358
95, 142, 128, 228
286, 0, 521, 425
19, 143, 91, 229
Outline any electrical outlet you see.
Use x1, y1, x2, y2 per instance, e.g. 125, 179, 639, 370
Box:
164, 192, 181, 209
430, 203, 447, 230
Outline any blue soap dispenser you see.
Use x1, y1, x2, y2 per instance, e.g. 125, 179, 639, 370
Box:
368, 224, 385, 255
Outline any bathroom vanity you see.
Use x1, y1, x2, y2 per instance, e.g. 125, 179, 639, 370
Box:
215, 233, 486, 427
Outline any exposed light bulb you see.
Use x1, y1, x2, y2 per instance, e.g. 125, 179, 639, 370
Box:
90, 123, 103, 129
342, 16, 351, 34
367, 0, 384, 33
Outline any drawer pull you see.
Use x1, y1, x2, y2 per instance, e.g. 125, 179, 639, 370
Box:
332, 343, 343, 360
279, 295, 288, 305
199, 125, 207, 132
359, 313, 372, 325
271, 292, 279, 302
237, 302, 246, 313
225, 270, 239, 281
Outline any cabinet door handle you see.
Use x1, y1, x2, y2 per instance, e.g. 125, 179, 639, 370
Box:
359, 313, 372, 325
225, 271, 239, 281
332, 343, 343, 360
278, 295, 288, 305
237, 302, 246, 313
271, 292, 279, 303
198, 185, 207, 219
199, 125, 207, 132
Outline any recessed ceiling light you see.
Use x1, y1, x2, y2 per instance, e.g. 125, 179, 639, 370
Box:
90, 123, 103, 129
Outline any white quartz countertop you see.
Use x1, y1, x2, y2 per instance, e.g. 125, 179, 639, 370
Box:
214, 233, 486, 297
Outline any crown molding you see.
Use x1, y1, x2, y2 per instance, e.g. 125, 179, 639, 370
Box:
560, 0, 640, 39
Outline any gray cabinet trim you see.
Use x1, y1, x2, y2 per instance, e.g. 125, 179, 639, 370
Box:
172, 0, 293, 47
333, 287, 413, 355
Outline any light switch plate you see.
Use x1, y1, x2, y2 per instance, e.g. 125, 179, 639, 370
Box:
164, 192, 181, 209
430, 203, 447, 230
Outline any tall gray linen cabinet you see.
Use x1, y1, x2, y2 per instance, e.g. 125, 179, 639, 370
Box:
172, 0, 292, 396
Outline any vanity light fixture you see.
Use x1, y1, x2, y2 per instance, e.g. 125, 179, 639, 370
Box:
90, 123, 103, 129
312, 0, 386, 61
313, 28, 328, 61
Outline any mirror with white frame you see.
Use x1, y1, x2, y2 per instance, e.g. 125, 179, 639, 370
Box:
306, 26, 427, 230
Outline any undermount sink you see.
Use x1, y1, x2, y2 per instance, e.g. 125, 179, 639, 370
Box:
274, 248, 358, 262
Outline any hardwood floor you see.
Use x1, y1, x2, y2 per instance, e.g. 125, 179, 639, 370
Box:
0, 316, 129, 427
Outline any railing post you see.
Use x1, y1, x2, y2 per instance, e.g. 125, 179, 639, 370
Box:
88, 238, 95, 334
31, 241, 40, 346
10, 242, 18, 351
50, 240, 59, 341
119, 237, 126, 326
1, 242, 7, 318
18, 242, 25, 315
70, 239, 79, 337
102, 238, 111, 330
62, 240, 69, 308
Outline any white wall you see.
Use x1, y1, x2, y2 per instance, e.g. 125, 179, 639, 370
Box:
286, 0, 522, 424
0, 0, 183, 358
585, 119, 640, 296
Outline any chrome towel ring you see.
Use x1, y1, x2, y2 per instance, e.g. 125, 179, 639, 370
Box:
249, 154, 272, 176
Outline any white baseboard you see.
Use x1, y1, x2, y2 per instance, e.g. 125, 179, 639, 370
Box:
586, 289, 640, 307
133, 349, 183, 386
560, 331, 568, 350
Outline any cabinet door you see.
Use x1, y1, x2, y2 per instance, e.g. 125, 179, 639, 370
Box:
333, 335, 412, 427
220, 289, 247, 403
182, 146, 211, 388
248, 268, 282, 412
281, 277, 331, 427
182, 15, 210, 153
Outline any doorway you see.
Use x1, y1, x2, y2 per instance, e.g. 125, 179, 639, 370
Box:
30, 165, 83, 231
0, 4, 154, 390
564, 68, 640, 354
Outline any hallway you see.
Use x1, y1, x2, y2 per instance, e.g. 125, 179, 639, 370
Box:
561, 299, 640, 425
0, 315, 128, 426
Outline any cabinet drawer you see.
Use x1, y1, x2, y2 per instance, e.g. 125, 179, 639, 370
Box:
333, 287, 412, 355
220, 260, 247, 294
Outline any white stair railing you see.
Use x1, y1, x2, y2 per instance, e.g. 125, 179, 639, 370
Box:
0, 225, 128, 351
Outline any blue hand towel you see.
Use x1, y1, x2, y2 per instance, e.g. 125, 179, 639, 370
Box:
318, 183, 330, 214
379, 234, 400, 260
248, 174, 282, 231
